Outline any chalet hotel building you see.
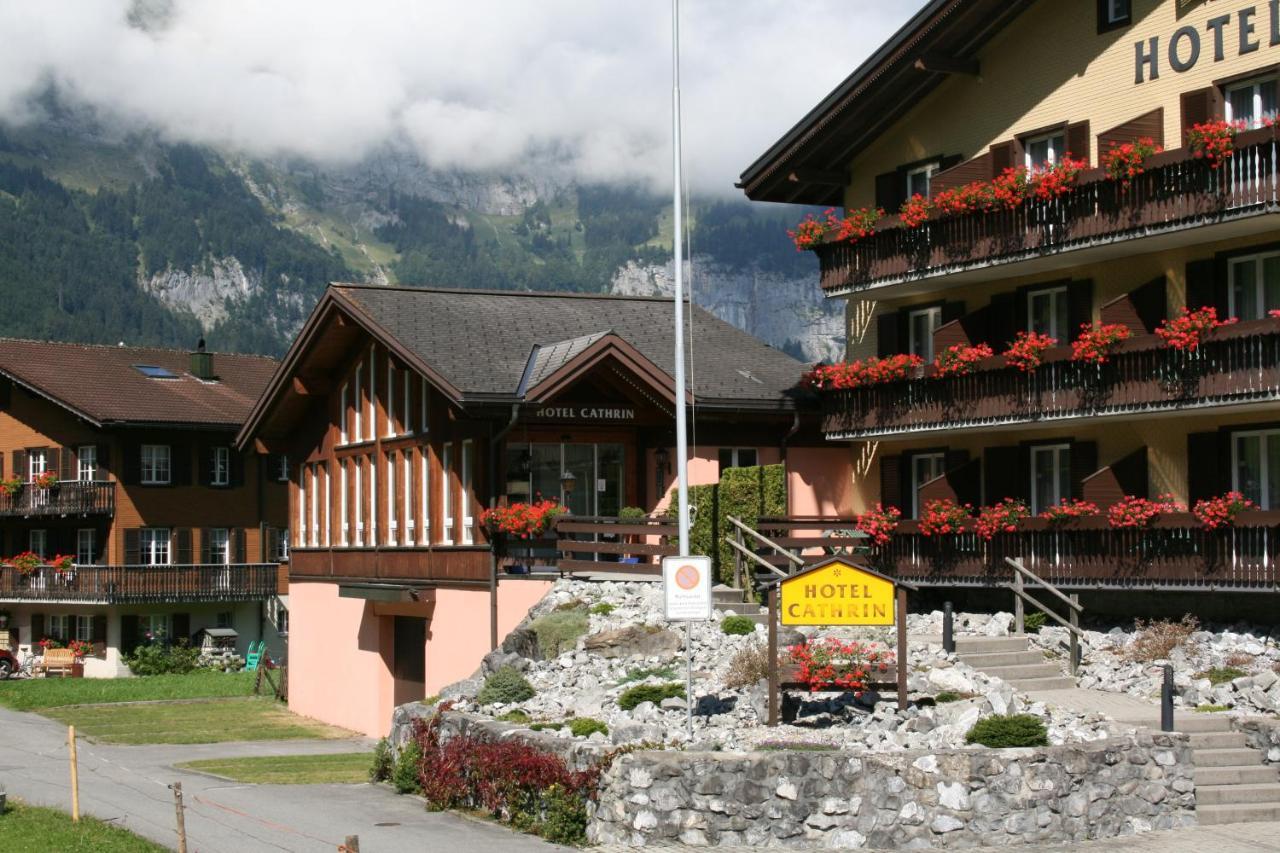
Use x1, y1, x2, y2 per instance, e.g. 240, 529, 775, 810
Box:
740, 0, 1280, 595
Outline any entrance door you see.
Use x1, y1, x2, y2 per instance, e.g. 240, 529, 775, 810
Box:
391, 616, 426, 707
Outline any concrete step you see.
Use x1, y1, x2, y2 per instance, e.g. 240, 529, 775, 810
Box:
1196, 782, 1280, 806
1006, 676, 1077, 691
1196, 765, 1278, 786
1196, 748, 1266, 768
972, 663, 1064, 681
718, 603, 766, 615
1171, 714, 1234, 733
956, 650, 1047, 668
1197, 802, 1280, 825
1187, 731, 1248, 750
951, 637, 1031, 654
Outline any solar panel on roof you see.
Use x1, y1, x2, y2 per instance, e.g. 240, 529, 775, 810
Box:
133, 364, 178, 379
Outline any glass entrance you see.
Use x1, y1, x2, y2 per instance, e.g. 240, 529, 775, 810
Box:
505, 442, 626, 515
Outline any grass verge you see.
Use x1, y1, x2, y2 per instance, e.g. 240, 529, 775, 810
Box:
0, 671, 255, 712
178, 752, 372, 784
0, 799, 166, 852
44, 697, 353, 745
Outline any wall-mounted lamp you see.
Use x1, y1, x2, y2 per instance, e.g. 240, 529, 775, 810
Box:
560, 471, 577, 495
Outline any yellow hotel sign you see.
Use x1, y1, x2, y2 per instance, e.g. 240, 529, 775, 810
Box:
780, 558, 896, 627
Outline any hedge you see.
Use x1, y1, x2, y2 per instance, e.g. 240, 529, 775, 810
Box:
668, 464, 787, 585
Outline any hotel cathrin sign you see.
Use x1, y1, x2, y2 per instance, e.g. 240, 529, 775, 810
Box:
1135, 2, 1280, 83
529, 404, 637, 422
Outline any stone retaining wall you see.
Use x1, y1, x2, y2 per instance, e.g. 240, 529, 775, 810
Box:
1234, 716, 1280, 765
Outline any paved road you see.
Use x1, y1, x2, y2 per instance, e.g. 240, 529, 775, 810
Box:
0, 704, 565, 852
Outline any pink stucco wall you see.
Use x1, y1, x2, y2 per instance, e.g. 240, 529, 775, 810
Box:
648, 446, 784, 514
288, 578, 553, 737
787, 447, 854, 516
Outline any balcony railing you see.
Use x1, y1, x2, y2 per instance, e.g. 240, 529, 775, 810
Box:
554, 516, 675, 576
816, 129, 1280, 294
0, 481, 115, 517
0, 563, 279, 603
876, 513, 1280, 591
823, 318, 1280, 438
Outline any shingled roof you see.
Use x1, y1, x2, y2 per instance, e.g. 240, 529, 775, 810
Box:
331, 284, 806, 408
0, 339, 279, 428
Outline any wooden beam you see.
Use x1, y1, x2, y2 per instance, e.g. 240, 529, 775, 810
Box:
786, 168, 848, 186
292, 374, 332, 396
913, 54, 980, 76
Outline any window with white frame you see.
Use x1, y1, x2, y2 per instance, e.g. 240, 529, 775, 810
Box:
297, 463, 308, 547
1226, 75, 1279, 129
368, 354, 376, 442
461, 440, 474, 545
387, 450, 399, 545
27, 449, 47, 482
1233, 429, 1280, 510
718, 448, 759, 471
369, 454, 378, 544
910, 453, 946, 519
908, 305, 943, 360
322, 463, 330, 548
75, 614, 93, 643
47, 614, 69, 641
354, 361, 363, 442
143, 613, 170, 642
1105, 0, 1130, 25
1030, 444, 1071, 515
906, 162, 940, 200
340, 459, 350, 545
29, 529, 47, 558
420, 376, 429, 434
1024, 131, 1065, 170
1028, 285, 1070, 341
77, 446, 97, 481
309, 464, 319, 547
442, 444, 454, 544
402, 370, 412, 434
420, 447, 431, 545
140, 528, 171, 565
403, 449, 414, 545
355, 457, 365, 545
386, 363, 397, 438
211, 446, 230, 486
76, 529, 95, 565
275, 528, 290, 562
208, 528, 230, 564
141, 445, 171, 485
1228, 250, 1280, 321
339, 381, 349, 445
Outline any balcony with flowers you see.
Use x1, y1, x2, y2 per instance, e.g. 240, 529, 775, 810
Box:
794, 125, 1280, 296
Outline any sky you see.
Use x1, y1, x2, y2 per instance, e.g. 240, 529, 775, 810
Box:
0, 1, 922, 194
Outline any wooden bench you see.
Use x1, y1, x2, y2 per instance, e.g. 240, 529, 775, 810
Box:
37, 648, 77, 677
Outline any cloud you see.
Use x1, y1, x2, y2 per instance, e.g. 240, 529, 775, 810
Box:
0, 0, 922, 193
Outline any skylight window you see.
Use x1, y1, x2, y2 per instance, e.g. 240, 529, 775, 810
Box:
133, 364, 178, 379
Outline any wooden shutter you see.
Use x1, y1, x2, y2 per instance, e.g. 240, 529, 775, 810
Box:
30, 614, 44, 644
265, 527, 280, 562
1097, 108, 1165, 155
931, 152, 992, 194
11, 450, 25, 482
122, 442, 140, 486
0, 451, 5, 479
946, 452, 981, 507
1188, 431, 1229, 504
120, 615, 138, 655
1068, 280, 1095, 340
1180, 87, 1225, 145
97, 443, 110, 480
1114, 275, 1168, 333
230, 450, 245, 488
983, 447, 1021, 506
171, 443, 191, 486
196, 444, 210, 486
879, 454, 904, 514
59, 447, 76, 481
875, 171, 903, 211
1070, 441, 1099, 500
989, 140, 1021, 176
876, 312, 902, 358
1065, 121, 1092, 164
200, 529, 212, 564
1112, 447, 1149, 498
942, 302, 966, 324
0, 379, 10, 409
1186, 258, 1227, 313
124, 528, 141, 565
232, 528, 246, 564
92, 614, 107, 644
171, 613, 191, 645
175, 528, 193, 565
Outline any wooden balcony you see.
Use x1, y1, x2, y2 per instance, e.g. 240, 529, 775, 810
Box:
816, 129, 1280, 295
876, 512, 1280, 591
554, 516, 676, 576
0, 481, 114, 518
0, 563, 279, 603
823, 318, 1280, 439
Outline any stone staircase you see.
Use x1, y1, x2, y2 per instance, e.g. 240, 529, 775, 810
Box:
951, 635, 1075, 691
1181, 714, 1280, 825
712, 585, 768, 625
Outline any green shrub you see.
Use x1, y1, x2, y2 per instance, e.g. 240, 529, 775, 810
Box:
541, 783, 589, 845
568, 717, 609, 737
1196, 704, 1231, 713
965, 714, 1049, 748
497, 709, 531, 723
618, 682, 685, 711
529, 608, 589, 659
126, 640, 200, 676
667, 464, 787, 584
476, 667, 536, 705
391, 741, 422, 794
370, 737, 393, 782
618, 506, 648, 520
934, 691, 965, 703
589, 602, 615, 616
1200, 666, 1248, 685
720, 615, 756, 636
529, 722, 563, 732
619, 665, 679, 684
1023, 612, 1047, 634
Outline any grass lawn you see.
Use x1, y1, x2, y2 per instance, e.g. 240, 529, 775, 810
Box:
0, 671, 256, 712
0, 799, 166, 852
44, 697, 353, 745
178, 752, 373, 784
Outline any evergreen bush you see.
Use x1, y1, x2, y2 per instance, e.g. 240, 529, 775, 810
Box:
667, 464, 787, 584
476, 667, 536, 705
965, 714, 1049, 748
617, 682, 685, 711
126, 640, 200, 676
568, 717, 609, 737
529, 607, 588, 659
369, 737, 393, 782
720, 615, 756, 636
391, 741, 423, 794
1023, 612, 1047, 634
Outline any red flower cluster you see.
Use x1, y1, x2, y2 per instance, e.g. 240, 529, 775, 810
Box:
37, 637, 63, 650
1003, 331, 1058, 372
479, 500, 566, 540
1031, 157, 1089, 200
1102, 137, 1163, 186
1, 551, 71, 575
919, 498, 972, 536
799, 354, 923, 391
788, 638, 893, 695
787, 209, 832, 251
67, 639, 94, 658
1193, 491, 1255, 530
855, 503, 901, 547
1040, 499, 1101, 524
933, 180, 999, 216
1155, 306, 1237, 352
974, 499, 1032, 540
1270, 309, 1280, 320
831, 207, 883, 243
788, 207, 883, 250
1107, 494, 1185, 529
933, 343, 994, 378
31, 471, 58, 489
899, 193, 931, 228
1188, 120, 1243, 167
1071, 322, 1133, 365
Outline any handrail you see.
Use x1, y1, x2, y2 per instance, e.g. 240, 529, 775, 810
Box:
725, 516, 806, 567
725, 537, 788, 579
1006, 557, 1082, 613
1006, 557, 1085, 675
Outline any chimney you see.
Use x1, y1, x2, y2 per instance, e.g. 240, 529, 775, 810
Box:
189, 338, 215, 380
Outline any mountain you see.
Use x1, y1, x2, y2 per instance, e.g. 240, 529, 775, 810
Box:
0, 118, 841, 362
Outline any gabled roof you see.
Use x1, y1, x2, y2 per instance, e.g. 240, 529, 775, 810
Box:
518, 332, 611, 396
0, 338, 278, 429
738, 0, 1035, 205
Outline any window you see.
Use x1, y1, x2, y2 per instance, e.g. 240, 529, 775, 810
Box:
322, 463, 330, 548
140, 528, 171, 565
27, 449, 47, 482
216, 611, 233, 629
1229, 251, 1280, 321
29, 529, 47, 558
208, 528, 230, 564
274, 528, 291, 562
297, 463, 307, 547
355, 457, 365, 546
402, 370, 412, 434
1101, 0, 1130, 27
309, 465, 319, 547
1030, 444, 1071, 515
910, 453, 946, 519
369, 454, 378, 544
340, 460, 350, 545
387, 450, 399, 545
211, 447, 230, 486
403, 450, 414, 545
269, 595, 289, 636
908, 306, 943, 361
1025, 131, 1065, 169
1226, 76, 1279, 129
1028, 285, 1070, 341
47, 614, 69, 642
141, 445, 171, 485
442, 444, 454, 545
421, 376, 429, 434
461, 440, 474, 545
339, 382, 349, 445
718, 448, 759, 470
420, 448, 431, 545
369, 356, 376, 442
78, 446, 97, 481
354, 361, 363, 442
133, 364, 177, 379
75, 615, 93, 643
77, 529, 95, 565
1233, 429, 1280, 510
386, 363, 397, 438
143, 614, 170, 642
906, 162, 939, 200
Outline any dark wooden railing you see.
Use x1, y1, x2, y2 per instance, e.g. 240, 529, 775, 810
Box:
816, 129, 1280, 293
823, 319, 1280, 438
0, 563, 279, 602
0, 481, 115, 517
875, 512, 1280, 591
554, 516, 676, 577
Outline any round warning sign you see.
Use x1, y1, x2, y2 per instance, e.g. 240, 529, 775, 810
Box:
663, 555, 711, 621
675, 563, 700, 590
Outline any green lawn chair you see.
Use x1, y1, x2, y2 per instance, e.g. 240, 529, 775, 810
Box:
245, 640, 265, 671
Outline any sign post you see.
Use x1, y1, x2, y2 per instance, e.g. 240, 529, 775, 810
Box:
663, 555, 711, 741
